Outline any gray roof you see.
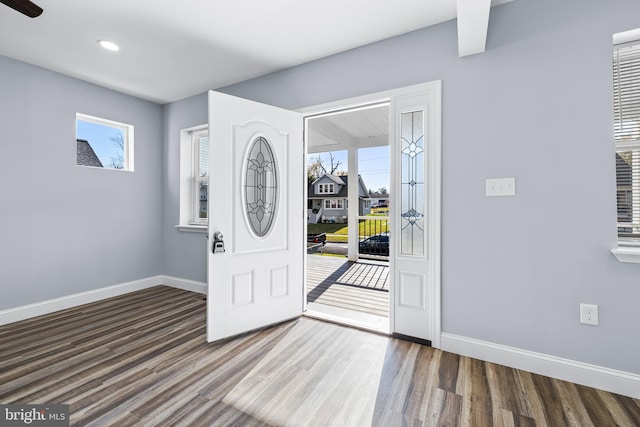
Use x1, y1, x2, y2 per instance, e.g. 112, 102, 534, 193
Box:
310, 174, 344, 186
308, 174, 371, 199
76, 139, 103, 167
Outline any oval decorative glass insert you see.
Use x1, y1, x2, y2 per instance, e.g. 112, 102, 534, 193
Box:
244, 136, 278, 237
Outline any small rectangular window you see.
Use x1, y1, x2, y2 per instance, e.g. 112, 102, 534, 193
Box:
76, 113, 134, 171
613, 33, 640, 244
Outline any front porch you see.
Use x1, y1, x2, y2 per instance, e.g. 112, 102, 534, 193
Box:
306, 255, 389, 330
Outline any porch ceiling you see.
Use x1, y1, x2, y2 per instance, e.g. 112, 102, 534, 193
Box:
307, 104, 390, 154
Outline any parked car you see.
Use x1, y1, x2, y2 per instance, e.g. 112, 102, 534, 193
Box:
307, 232, 327, 246
359, 234, 389, 256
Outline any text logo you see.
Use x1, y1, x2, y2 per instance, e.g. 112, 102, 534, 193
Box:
1, 405, 69, 426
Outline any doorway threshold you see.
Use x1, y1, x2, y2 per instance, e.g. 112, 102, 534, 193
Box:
304, 302, 389, 334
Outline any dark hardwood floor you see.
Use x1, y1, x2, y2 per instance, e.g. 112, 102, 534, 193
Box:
1, 286, 638, 426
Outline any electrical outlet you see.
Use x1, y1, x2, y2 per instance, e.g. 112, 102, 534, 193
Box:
580, 303, 599, 326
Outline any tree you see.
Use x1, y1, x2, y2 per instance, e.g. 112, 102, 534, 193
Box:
377, 187, 388, 195
109, 131, 125, 169
307, 152, 344, 185
307, 156, 324, 185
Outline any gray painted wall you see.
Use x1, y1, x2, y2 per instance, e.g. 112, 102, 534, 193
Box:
161, 93, 208, 281
215, 0, 640, 374
0, 56, 163, 310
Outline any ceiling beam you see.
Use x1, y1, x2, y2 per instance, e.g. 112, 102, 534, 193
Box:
457, 0, 491, 57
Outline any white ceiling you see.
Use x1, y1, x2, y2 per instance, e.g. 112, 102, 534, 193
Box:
0, 0, 512, 104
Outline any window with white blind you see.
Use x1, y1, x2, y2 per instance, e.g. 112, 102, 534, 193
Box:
613, 31, 640, 246
177, 125, 209, 232
192, 129, 209, 224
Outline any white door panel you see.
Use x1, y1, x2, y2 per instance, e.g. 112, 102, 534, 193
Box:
390, 86, 441, 344
207, 91, 304, 342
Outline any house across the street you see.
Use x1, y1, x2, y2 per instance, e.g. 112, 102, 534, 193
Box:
307, 174, 372, 223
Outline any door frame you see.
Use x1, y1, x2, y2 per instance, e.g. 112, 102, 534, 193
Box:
297, 81, 442, 348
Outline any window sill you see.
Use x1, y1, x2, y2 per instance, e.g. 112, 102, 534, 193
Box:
611, 246, 640, 263
175, 224, 207, 233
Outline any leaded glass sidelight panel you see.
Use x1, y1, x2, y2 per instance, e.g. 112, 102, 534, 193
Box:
244, 136, 278, 237
400, 110, 425, 256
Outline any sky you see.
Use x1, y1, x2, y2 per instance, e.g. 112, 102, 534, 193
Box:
76, 119, 124, 168
307, 146, 390, 193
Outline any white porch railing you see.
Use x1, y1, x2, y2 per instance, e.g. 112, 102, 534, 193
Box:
307, 208, 323, 224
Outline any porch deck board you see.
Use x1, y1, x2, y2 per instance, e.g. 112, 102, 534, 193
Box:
306, 255, 389, 318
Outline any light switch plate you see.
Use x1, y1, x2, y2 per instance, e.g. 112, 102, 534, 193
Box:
486, 177, 516, 197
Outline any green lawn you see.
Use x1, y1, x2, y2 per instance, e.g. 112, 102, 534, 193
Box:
357, 218, 388, 236
370, 207, 389, 215
307, 223, 346, 234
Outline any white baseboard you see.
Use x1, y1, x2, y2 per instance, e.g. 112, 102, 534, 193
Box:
159, 275, 207, 294
441, 332, 640, 399
0, 276, 162, 326
0, 275, 207, 327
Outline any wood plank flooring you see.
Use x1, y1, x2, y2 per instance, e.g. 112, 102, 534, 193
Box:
1, 286, 638, 426
306, 255, 389, 318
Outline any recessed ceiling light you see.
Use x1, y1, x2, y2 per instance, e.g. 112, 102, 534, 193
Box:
97, 40, 120, 51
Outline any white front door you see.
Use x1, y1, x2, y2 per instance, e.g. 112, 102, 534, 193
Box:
207, 91, 304, 342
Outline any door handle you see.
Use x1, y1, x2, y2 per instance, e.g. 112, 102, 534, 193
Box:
212, 231, 225, 254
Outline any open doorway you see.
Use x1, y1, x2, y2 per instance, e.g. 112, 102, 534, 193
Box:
304, 103, 390, 332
